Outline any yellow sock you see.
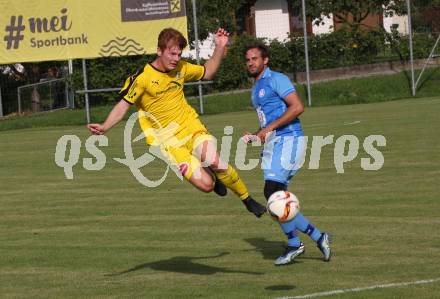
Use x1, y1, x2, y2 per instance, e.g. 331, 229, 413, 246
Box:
215, 165, 249, 200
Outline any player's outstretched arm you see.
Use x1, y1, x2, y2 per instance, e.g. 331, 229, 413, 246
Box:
87, 100, 130, 135
203, 28, 229, 80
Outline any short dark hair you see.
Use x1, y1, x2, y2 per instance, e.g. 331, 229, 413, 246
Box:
157, 28, 188, 51
244, 43, 270, 59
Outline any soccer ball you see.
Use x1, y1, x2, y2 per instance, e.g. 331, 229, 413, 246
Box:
267, 191, 300, 222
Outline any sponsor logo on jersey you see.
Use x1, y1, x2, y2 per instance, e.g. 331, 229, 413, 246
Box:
179, 162, 190, 176
156, 81, 181, 96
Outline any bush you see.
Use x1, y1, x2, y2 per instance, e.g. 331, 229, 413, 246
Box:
209, 35, 292, 91
391, 32, 437, 60
71, 55, 154, 108
67, 29, 437, 107
210, 34, 262, 92
286, 27, 387, 73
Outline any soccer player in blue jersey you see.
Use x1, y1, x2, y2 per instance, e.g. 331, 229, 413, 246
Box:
243, 44, 331, 265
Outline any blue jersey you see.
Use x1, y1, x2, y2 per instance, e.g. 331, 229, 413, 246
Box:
251, 67, 303, 136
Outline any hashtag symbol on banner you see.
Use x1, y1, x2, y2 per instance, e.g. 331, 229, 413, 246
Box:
3, 16, 25, 50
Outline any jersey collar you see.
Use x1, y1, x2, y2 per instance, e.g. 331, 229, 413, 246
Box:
148, 61, 182, 74
148, 62, 168, 73
260, 67, 271, 80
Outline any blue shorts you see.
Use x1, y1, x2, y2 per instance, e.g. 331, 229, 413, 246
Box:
261, 134, 306, 185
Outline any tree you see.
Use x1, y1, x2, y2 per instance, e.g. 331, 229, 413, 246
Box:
411, 0, 440, 32
290, 0, 407, 32
185, 0, 257, 44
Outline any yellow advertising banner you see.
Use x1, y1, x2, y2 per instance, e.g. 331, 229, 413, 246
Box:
0, 0, 187, 64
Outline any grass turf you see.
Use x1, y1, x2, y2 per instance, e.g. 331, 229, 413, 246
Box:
0, 96, 439, 298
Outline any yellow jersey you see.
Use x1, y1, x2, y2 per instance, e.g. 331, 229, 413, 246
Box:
120, 60, 205, 144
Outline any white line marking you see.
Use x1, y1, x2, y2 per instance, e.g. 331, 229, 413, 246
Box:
274, 278, 440, 299
343, 120, 361, 125
305, 120, 362, 129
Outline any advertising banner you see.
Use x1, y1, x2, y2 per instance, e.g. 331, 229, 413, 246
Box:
0, 0, 187, 63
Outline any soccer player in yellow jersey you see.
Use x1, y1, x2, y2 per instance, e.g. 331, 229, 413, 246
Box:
87, 27, 266, 217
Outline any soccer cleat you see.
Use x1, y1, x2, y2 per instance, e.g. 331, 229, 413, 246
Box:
317, 232, 332, 262
242, 196, 267, 218
274, 243, 305, 266
213, 179, 227, 197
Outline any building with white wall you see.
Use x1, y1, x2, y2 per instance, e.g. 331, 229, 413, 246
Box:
312, 14, 334, 35
250, 0, 409, 37
182, 33, 215, 60
183, 0, 410, 59
383, 14, 409, 34
254, 0, 291, 41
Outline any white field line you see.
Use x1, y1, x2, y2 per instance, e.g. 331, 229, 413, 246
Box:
274, 277, 440, 299
305, 120, 362, 129
343, 120, 361, 125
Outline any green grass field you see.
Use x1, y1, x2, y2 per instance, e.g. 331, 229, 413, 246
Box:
1, 97, 439, 298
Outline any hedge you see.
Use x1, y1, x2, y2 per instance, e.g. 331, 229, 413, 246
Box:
67, 28, 437, 107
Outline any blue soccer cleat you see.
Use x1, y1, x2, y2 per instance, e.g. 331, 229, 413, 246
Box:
317, 232, 332, 262
274, 242, 305, 266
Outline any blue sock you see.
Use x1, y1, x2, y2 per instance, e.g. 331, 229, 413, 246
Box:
293, 212, 322, 242
279, 220, 301, 247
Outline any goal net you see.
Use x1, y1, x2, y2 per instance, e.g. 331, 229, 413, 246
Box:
17, 77, 70, 114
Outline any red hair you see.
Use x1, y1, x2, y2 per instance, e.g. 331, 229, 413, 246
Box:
157, 28, 188, 50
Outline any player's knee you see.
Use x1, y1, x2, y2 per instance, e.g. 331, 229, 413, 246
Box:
264, 180, 287, 200
197, 140, 219, 166
210, 159, 228, 172
190, 169, 215, 192
199, 181, 214, 193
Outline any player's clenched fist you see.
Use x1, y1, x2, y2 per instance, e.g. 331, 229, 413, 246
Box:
87, 123, 105, 135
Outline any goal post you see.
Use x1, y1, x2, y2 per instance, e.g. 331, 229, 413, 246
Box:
414, 34, 440, 92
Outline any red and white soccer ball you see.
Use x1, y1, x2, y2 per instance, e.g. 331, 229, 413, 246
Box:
267, 191, 300, 222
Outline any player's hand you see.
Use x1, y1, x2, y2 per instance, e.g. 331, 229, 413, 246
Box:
87, 123, 105, 135
214, 28, 229, 49
242, 131, 260, 144
256, 127, 273, 143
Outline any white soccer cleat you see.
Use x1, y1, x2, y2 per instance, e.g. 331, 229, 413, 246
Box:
317, 232, 332, 262
274, 242, 305, 266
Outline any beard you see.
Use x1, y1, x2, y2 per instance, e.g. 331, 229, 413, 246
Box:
248, 69, 260, 78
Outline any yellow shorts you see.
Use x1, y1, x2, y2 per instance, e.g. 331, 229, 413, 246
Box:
141, 116, 215, 180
